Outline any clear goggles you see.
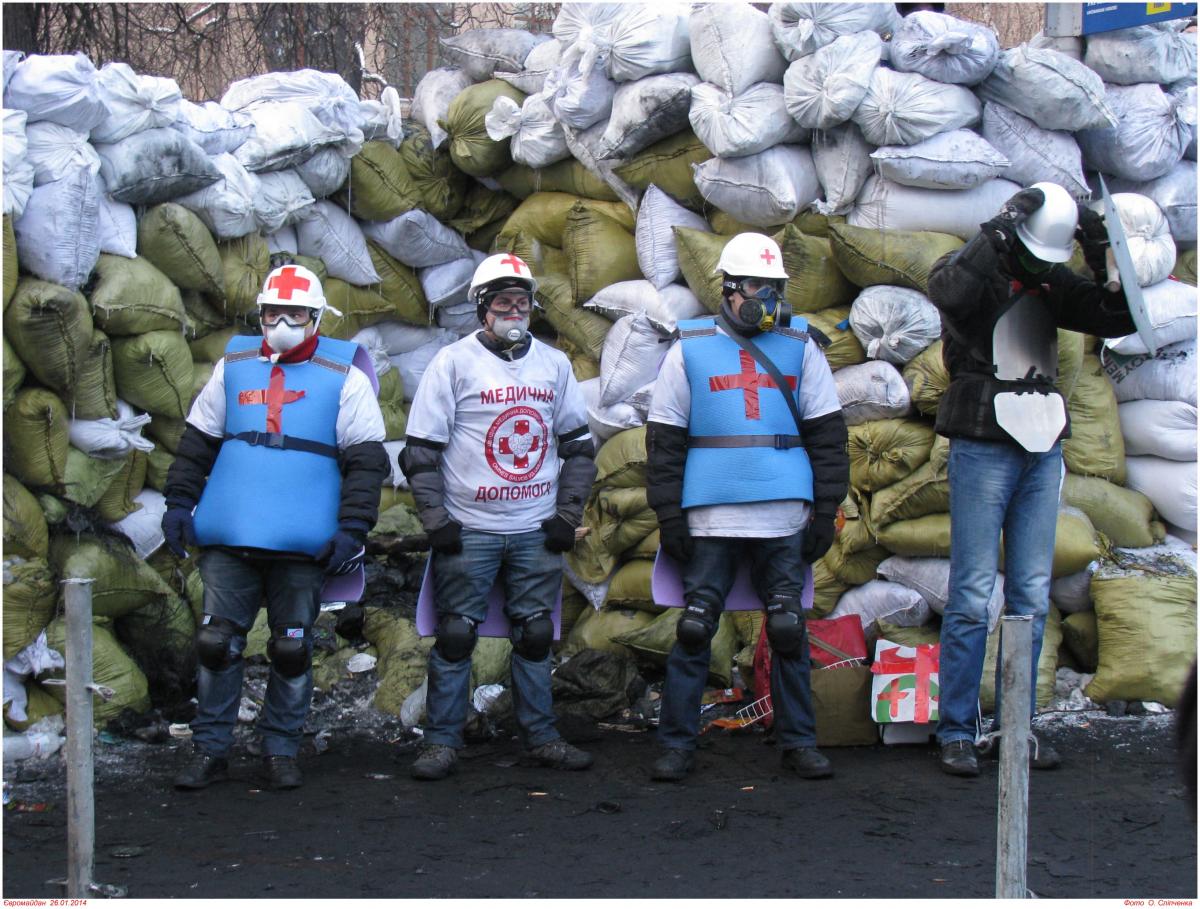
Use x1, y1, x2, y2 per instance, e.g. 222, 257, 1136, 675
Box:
260, 305, 316, 328
723, 276, 786, 299
482, 289, 534, 314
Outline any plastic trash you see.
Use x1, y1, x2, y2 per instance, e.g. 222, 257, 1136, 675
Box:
346, 652, 377, 674
472, 683, 506, 714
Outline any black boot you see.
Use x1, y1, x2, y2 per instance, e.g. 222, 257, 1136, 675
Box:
939, 740, 980, 777
174, 749, 229, 790
264, 755, 303, 790
651, 748, 694, 782
781, 747, 833, 779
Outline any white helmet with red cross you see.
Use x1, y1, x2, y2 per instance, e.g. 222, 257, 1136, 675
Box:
713, 233, 789, 280
257, 264, 331, 317
468, 252, 538, 305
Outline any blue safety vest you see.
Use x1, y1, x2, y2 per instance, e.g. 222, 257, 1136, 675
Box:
192, 335, 356, 556
678, 318, 814, 508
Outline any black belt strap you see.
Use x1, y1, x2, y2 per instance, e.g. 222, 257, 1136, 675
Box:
715, 313, 806, 442
688, 434, 804, 450
225, 431, 339, 459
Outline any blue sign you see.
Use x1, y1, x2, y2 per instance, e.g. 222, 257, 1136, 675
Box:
1081, 2, 1197, 35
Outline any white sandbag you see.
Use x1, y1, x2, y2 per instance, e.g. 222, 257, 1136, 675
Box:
782, 31, 882, 130
435, 300, 480, 335
171, 99, 254, 155
1168, 81, 1197, 163
266, 225, 299, 255
1109, 192, 1177, 288
411, 68, 473, 150
3, 108, 33, 216
852, 67, 980, 147
220, 68, 363, 155
691, 2, 788, 95
597, 72, 699, 160
382, 441, 409, 489
295, 201, 379, 287
1084, 24, 1197, 86
418, 256, 475, 310
484, 92, 570, 169
830, 580, 932, 630
834, 360, 912, 426
440, 28, 543, 82
581, 376, 647, 443
294, 146, 350, 199
496, 38, 564, 95
389, 336, 458, 402
362, 210, 471, 269
358, 88, 405, 149
976, 45, 1116, 132
554, 4, 693, 82
1124, 455, 1198, 531
24, 121, 100, 185
635, 185, 711, 290
1105, 277, 1195, 356
68, 400, 154, 459
547, 57, 618, 130
234, 101, 345, 173
89, 62, 181, 144
1028, 31, 1084, 61
888, 10, 1000, 86
3, 53, 108, 132
363, 321, 458, 357
1050, 564, 1095, 614
980, 102, 1089, 200
94, 127, 220, 205
1108, 159, 1197, 246
598, 313, 670, 408
2, 51, 23, 93
1118, 399, 1197, 462
1077, 83, 1190, 183
1101, 337, 1197, 406
254, 171, 315, 234
692, 144, 820, 228
584, 281, 706, 334
109, 489, 166, 559
849, 286, 942, 367
811, 121, 875, 216
13, 168, 101, 290
690, 81, 806, 159
870, 129, 1009, 190
849, 175, 1022, 241
769, 3, 899, 62
95, 174, 137, 258
175, 153, 260, 241
877, 555, 1007, 630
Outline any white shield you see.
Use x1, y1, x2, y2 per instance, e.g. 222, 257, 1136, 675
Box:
994, 391, 1067, 453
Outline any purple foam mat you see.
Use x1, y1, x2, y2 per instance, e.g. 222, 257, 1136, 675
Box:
416, 558, 563, 638
650, 548, 814, 611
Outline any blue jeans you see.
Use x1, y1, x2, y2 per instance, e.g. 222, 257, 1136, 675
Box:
192, 549, 324, 758
658, 532, 817, 752
937, 439, 1062, 746
425, 528, 563, 750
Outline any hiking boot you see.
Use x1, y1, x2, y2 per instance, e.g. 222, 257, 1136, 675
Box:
264, 755, 303, 790
528, 738, 593, 771
939, 740, 980, 777
1030, 736, 1062, 770
411, 744, 458, 781
173, 749, 229, 790
651, 747, 694, 782
781, 747, 833, 779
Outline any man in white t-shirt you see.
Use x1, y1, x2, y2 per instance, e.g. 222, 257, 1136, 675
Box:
399, 253, 597, 781
646, 233, 849, 782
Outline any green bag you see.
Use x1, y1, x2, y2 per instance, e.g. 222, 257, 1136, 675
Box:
145, 414, 187, 454
4, 278, 93, 400
593, 425, 648, 489
848, 418, 937, 493
137, 203, 224, 298
362, 608, 431, 716
980, 605, 1062, 711
72, 329, 119, 420
6, 388, 70, 488
674, 226, 731, 314
562, 607, 655, 661
3, 214, 16, 310
774, 224, 858, 313
3, 475, 49, 560
501, 193, 634, 252
471, 637, 513, 688
445, 80, 526, 178
115, 593, 197, 703
189, 326, 240, 365
813, 665, 880, 747
346, 140, 424, 222
367, 242, 429, 325
869, 439, 950, 528
143, 446, 174, 492
88, 253, 187, 336
902, 339, 948, 417
613, 609, 737, 687
44, 618, 150, 726
828, 223, 963, 293
800, 305, 866, 370
111, 330, 194, 419
877, 513, 952, 559
535, 272, 612, 360
1061, 610, 1098, 672
1174, 247, 1196, 286
874, 619, 941, 648
219, 233, 270, 319
398, 124, 469, 222
810, 557, 849, 617
1061, 473, 1163, 549
566, 495, 618, 585
4, 682, 62, 732
604, 559, 665, 613
1062, 353, 1126, 484
60, 447, 128, 508
49, 534, 175, 619
377, 367, 408, 441
2, 556, 57, 660
613, 129, 711, 211
496, 159, 619, 202
3, 334, 25, 412
708, 210, 761, 236
1056, 329, 1086, 399
449, 182, 519, 237
826, 541, 892, 585
94, 450, 147, 523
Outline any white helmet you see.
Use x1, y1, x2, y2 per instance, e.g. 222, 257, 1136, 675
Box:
713, 233, 789, 280
468, 253, 537, 305
1015, 182, 1077, 263
257, 264, 331, 315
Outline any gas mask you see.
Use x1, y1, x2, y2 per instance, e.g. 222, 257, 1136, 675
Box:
723, 277, 788, 332
493, 312, 530, 344
265, 321, 309, 353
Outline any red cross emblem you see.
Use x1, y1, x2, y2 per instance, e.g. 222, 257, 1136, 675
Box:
484, 406, 548, 483
237, 365, 306, 433
267, 267, 310, 301
760, 247, 776, 265
877, 679, 909, 720
709, 350, 797, 421
500, 255, 527, 275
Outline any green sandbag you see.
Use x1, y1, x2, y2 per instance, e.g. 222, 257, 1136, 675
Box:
3, 214, 16, 310
6, 388, 70, 488
794, 211, 837, 238
674, 226, 729, 313
115, 593, 197, 704
813, 665, 881, 747
613, 129, 711, 211
95, 450, 147, 522
4, 682, 62, 732
535, 272, 611, 360
566, 495, 618, 585
902, 339, 948, 417
729, 610, 764, 650
831, 490, 877, 557
367, 242, 428, 324
3, 475, 49, 559
624, 527, 660, 561
869, 437, 950, 528
346, 140, 424, 221
143, 445, 174, 492
849, 418, 937, 493
37, 494, 67, 526
60, 447, 128, 508
322, 276, 412, 340
1061, 610, 1098, 672
219, 233, 269, 319
604, 559, 665, 614
88, 253, 186, 335
1056, 329, 1086, 399
4, 278, 93, 399
496, 159, 619, 202
398, 124, 469, 222
185, 569, 204, 625
1039, 507, 1104, 579
563, 607, 655, 661
189, 326, 240, 364
1085, 557, 1196, 707
877, 513, 952, 558
2, 557, 56, 660
49, 534, 175, 619
875, 619, 941, 648
827, 541, 892, 586
774, 224, 857, 313
471, 636, 513, 688
593, 425, 649, 489
445, 80, 526, 178
596, 487, 654, 552
449, 182, 520, 239
3, 334, 25, 412
980, 605, 1063, 711
44, 618, 150, 726
470, 216, 509, 254
709, 210, 761, 236
145, 414, 187, 454
377, 368, 408, 441
554, 332, 601, 382
557, 584, 591, 646
73, 329, 119, 420
1174, 247, 1197, 286
137, 203, 224, 298
810, 557, 849, 616
614, 609, 737, 687
111, 330, 194, 419
362, 607, 431, 715
800, 305, 866, 370
1061, 473, 1162, 549
828, 222, 963, 293
501, 193, 635, 252
181, 290, 227, 339
1062, 353, 1126, 484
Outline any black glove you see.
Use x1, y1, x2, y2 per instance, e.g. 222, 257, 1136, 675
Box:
802, 511, 837, 565
1076, 203, 1109, 277
428, 520, 463, 555
982, 187, 1046, 254
316, 528, 367, 575
541, 514, 577, 553
658, 515, 694, 565
161, 506, 197, 560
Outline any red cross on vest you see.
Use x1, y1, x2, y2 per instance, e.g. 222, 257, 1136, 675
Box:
877, 678, 908, 720
267, 267, 310, 301
500, 255, 527, 275
498, 418, 540, 468
709, 350, 797, 421
760, 247, 776, 266
237, 365, 306, 433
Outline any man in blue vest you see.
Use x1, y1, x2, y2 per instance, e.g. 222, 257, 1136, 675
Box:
645, 233, 849, 781
161, 263, 389, 791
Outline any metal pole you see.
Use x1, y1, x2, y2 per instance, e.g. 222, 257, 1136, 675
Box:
63, 578, 95, 899
995, 615, 1033, 900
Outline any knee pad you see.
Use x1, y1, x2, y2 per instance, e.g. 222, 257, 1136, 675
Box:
510, 612, 553, 661
435, 614, 477, 663
676, 600, 720, 656
267, 625, 311, 678
765, 595, 806, 657
196, 616, 242, 671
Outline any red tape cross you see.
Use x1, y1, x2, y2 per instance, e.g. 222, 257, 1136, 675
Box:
871, 643, 939, 724
708, 350, 798, 421
237, 366, 306, 433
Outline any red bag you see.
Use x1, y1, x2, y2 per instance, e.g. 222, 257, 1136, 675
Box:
751, 615, 868, 728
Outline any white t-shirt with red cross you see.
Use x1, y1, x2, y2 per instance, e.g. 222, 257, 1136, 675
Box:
406, 333, 591, 534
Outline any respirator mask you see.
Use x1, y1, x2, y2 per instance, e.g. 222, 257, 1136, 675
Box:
723, 277, 788, 331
